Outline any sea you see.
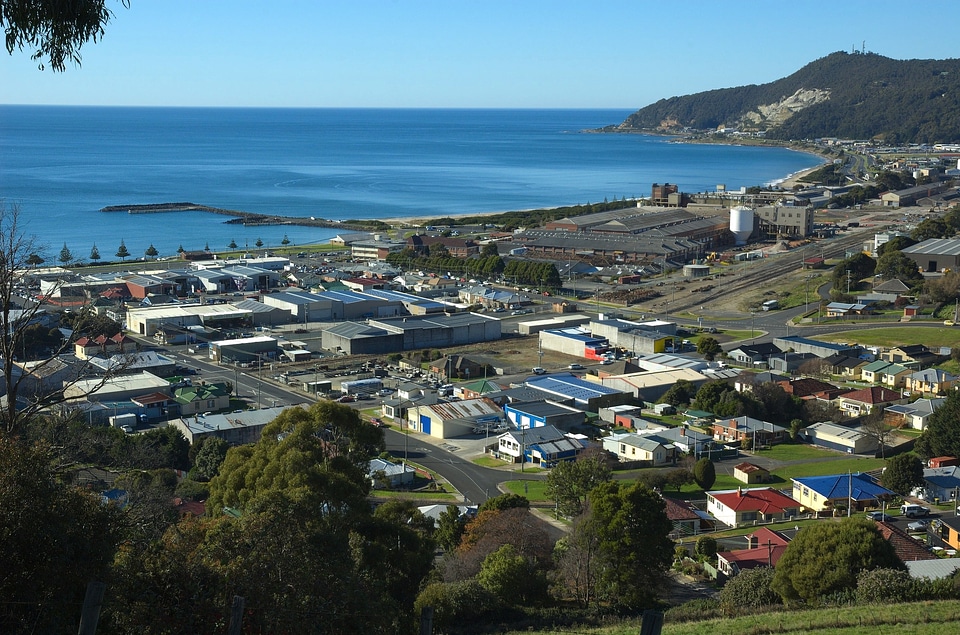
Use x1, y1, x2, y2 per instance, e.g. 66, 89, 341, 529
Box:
0, 106, 823, 259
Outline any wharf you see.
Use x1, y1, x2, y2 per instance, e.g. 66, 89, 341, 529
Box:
99, 202, 372, 230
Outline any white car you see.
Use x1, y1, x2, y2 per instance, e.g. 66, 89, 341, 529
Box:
568, 363, 584, 370
532, 367, 546, 375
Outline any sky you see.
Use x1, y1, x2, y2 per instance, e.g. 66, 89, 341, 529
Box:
3, 0, 960, 109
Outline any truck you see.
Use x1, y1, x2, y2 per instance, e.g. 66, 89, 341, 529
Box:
109, 413, 138, 430
340, 377, 383, 396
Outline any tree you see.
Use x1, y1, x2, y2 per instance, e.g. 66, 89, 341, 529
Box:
57, 241, 72, 265
695, 535, 718, 561
255, 237, 264, 248
860, 408, 895, 459
477, 543, 548, 605
478, 492, 529, 513
587, 481, 674, 609
552, 515, 602, 608
692, 379, 733, 412
658, 378, 695, 406
881, 453, 925, 495
90, 242, 101, 262
545, 453, 612, 518
1, 0, 124, 71
481, 242, 499, 257
697, 336, 722, 361
0, 439, 122, 633
435, 504, 468, 552
25, 252, 43, 267
875, 249, 922, 282
177, 244, 185, 254
693, 457, 716, 490
115, 239, 129, 261
789, 418, 804, 440
771, 518, 903, 604
719, 566, 782, 613
665, 467, 694, 492
144, 243, 159, 259
281, 234, 290, 245
193, 436, 229, 480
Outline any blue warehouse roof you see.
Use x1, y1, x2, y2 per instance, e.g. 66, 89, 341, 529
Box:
525, 373, 624, 402
792, 473, 893, 501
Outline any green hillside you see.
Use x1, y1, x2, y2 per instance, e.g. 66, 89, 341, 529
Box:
612, 52, 960, 144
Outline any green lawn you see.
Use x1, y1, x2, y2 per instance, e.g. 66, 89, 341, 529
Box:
775, 457, 886, 479
816, 326, 960, 349
748, 443, 844, 462
504, 600, 960, 635
502, 479, 550, 501
472, 456, 507, 468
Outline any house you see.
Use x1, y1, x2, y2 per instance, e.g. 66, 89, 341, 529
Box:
904, 368, 957, 395
663, 496, 707, 537
716, 527, 790, 577
800, 422, 879, 454
861, 360, 902, 385
823, 354, 869, 380
734, 462, 770, 484
881, 363, 913, 388
457, 379, 504, 400
705, 487, 800, 527
825, 302, 873, 317
727, 342, 782, 366
638, 426, 718, 459
173, 382, 231, 416
791, 473, 894, 514
601, 432, 675, 466
913, 466, 960, 503
933, 516, 960, 552
881, 344, 940, 368
885, 397, 946, 430
710, 416, 787, 447
905, 558, 960, 580
776, 377, 845, 399
504, 400, 586, 432
875, 521, 938, 563
73, 332, 134, 360
835, 386, 907, 417
496, 425, 587, 466
367, 458, 416, 489
429, 355, 485, 381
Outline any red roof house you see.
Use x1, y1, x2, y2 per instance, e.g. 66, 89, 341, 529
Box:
717, 527, 791, 576
706, 487, 800, 527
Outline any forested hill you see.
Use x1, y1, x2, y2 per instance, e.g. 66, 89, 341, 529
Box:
609, 52, 960, 144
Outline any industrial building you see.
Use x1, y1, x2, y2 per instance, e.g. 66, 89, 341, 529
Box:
126, 303, 256, 337
504, 400, 586, 431
902, 238, 960, 273
169, 405, 292, 445
539, 327, 610, 359
589, 318, 672, 355
321, 312, 501, 355
524, 373, 632, 411
773, 336, 860, 359
209, 335, 280, 363
406, 397, 503, 439
799, 422, 879, 455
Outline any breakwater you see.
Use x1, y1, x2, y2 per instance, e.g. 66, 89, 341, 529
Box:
100, 203, 370, 230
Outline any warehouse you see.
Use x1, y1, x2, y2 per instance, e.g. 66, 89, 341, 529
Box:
209, 335, 280, 363
799, 422, 879, 454
525, 373, 632, 411
902, 238, 960, 273
321, 322, 401, 355
539, 327, 610, 358
312, 290, 404, 320
589, 318, 671, 354
261, 290, 339, 322
504, 400, 586, 432
320, 312, 501, 355
125, 303, 255, 337
407, 397, 504, 439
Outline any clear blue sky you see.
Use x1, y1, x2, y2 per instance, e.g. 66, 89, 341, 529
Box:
3, 0, 959, 108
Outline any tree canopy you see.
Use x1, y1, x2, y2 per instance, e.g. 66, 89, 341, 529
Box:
771, 518, 903, 604
915, 391, 960, 459
545, 453, 612, 518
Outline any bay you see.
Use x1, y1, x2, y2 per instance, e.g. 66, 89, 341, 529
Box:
0, 106, 822, 259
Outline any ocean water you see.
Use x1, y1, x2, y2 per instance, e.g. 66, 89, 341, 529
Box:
0, 106, 823, 259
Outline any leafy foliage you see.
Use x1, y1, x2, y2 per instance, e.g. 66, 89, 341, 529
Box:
1, 0, 120, 71
881, 453, 924, 495
697, 336, 722, 361
915, 390, 960, 459
771, 518, 904, 604
587, 481, 674, 609
478, 544, 549, 605
693, 457, 716, 490
658, 378, 696, 406
855, 567, 918, 604
718, 566, 782, 613
0, 439, 121, 633
545, 453, 612, 517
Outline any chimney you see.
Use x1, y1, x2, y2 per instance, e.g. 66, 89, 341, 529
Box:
680, 427, 685, 436
737, 486, 743, 497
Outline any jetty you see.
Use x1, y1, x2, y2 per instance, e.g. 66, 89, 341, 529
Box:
99, 202, 378, 230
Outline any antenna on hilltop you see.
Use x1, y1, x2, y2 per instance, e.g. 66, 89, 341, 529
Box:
862, 40, 866, 55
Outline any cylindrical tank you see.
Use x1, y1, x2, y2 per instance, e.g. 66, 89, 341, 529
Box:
683, 264, 711, 278
730, 206, 755, 245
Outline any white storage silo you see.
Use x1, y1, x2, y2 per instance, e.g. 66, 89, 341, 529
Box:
730, 206, 755, 245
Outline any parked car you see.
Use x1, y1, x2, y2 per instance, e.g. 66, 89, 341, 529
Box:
568, 363, 584, 370
532, 367, 546, 375
866, 511, 895, 521
600, 358, 613, 365
901, 504, 930, 518
907, 520, 929, 532
336, 395, 355, 403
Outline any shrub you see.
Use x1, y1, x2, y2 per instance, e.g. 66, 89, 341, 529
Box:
414, 580, 502, 633
695, 535, 718, 561
719, 567, 782, 613
855, 568, 917, 604
664, 598, 721, 623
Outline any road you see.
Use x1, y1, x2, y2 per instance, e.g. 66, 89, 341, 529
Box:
382, 427, 526, 505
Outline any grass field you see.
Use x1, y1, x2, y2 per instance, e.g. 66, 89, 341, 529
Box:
502, 600, 960, 635
816, 326, 960, 349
